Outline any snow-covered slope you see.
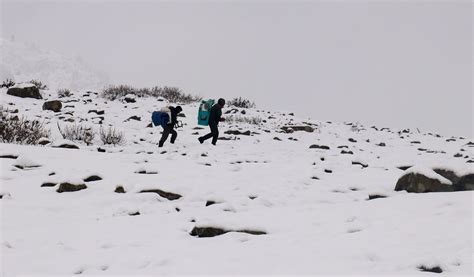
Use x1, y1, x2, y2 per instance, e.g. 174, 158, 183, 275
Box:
0, 38, 108, 91
0, 90, 473, 276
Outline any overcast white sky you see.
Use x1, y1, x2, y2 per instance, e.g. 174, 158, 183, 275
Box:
1, 0, 472, 137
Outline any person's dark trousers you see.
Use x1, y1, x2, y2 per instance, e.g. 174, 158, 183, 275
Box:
200, 124, 219, 145
159, 124, 177, 147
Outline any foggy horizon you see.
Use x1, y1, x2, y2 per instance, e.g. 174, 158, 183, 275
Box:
2, 0, 472, 137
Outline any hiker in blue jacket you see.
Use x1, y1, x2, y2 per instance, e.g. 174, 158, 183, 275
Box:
158, 106, 182, 147
199, 98, 225, 145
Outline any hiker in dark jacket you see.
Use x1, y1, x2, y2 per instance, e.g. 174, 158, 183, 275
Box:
199, 98, 225, 145
159, 105, 182, 147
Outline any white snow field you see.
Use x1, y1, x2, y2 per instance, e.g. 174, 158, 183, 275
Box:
0, 88, 473, 276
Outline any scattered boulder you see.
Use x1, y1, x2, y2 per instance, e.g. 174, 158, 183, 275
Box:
456, 174, 474, 191
190, 226, 227, 238
123, 94, 136, 103
341, 150, 354, 155
129, 211, 140, 216
281, 126, 314, 133
57, 182, 87, 193
7, 84, 42, 99
125, 115, 141, 122
0, 155, 18, 159
367, 194, 387, 200
97, 147, 106, 153
139, 189, 182, 200
348, 138, 357, 143
205, 200, 217, 206
52, 140, 79, 149
224, 130, 251, 136
83, 175, 102, 182
38, 138, 51, 146
376, 142, 386, 147
417, 265, 443, 274
42, 100, 62, 112
88, 110, 105, 115
352, 161, 368, 168
309, 144, 330, 150
190, 226, 266, 238
395, 168, 453, 193
273, 137, 282, 141
41, 182, 57, 187
115, 186, 126, 193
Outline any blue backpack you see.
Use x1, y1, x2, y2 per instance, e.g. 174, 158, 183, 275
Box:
152, 111, 170, 128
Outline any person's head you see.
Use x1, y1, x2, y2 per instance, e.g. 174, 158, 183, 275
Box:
217, 98, 225, 107
176, 106, 183, 113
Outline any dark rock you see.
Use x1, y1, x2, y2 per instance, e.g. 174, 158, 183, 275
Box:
417, 265, 443, 274
456, 174, 474, 191
410, 141, 421, 144
190, 226, 266, 238
38, 138, 51, 146
311, 176, 320, 180
352, 161, 368, 168
368, 194, 387, 200
453, 153, 463, 158
224, 130, 251, 136
397, 166, 412, 171
83, 175, 102, 182
341, 150, 354, 155
53, 143, 79, 149
124, 96, 136, 103
42, 100, 62, 112
273, 137, 282, 141
129, 211, 140, 216
88, 110, 105, 115
0, 155, 18, 159
324, 169, 333, 173
41, 182, 57, 187
337, 145, 349, 149
281, 126, 314, 133
348, 138, 357, 143
376, 142, 386, 147
7, 86, 42, 99
115, 186, 126, 193
395, 173, 453, 193
190, 226, 228, 238
97, 147, 106, 153
309, 144, 330, 150
125, 115, 141, 122
432, 169, 460, 185
139, 189, 182, 200
57, 182, 87, 193
240, 110, 246, 115
146, 123, 153, 128
205, 200, 217, 206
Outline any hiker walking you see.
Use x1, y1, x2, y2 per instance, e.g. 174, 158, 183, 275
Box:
199, 98, 225, 145
152, 105, 182, 147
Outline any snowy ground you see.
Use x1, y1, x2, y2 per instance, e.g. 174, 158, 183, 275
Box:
0, 89, 473, 276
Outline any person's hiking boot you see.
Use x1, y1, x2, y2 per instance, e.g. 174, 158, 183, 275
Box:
198, 137, 204, 144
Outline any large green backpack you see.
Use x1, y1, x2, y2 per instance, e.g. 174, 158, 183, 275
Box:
197, 99, 215, 126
